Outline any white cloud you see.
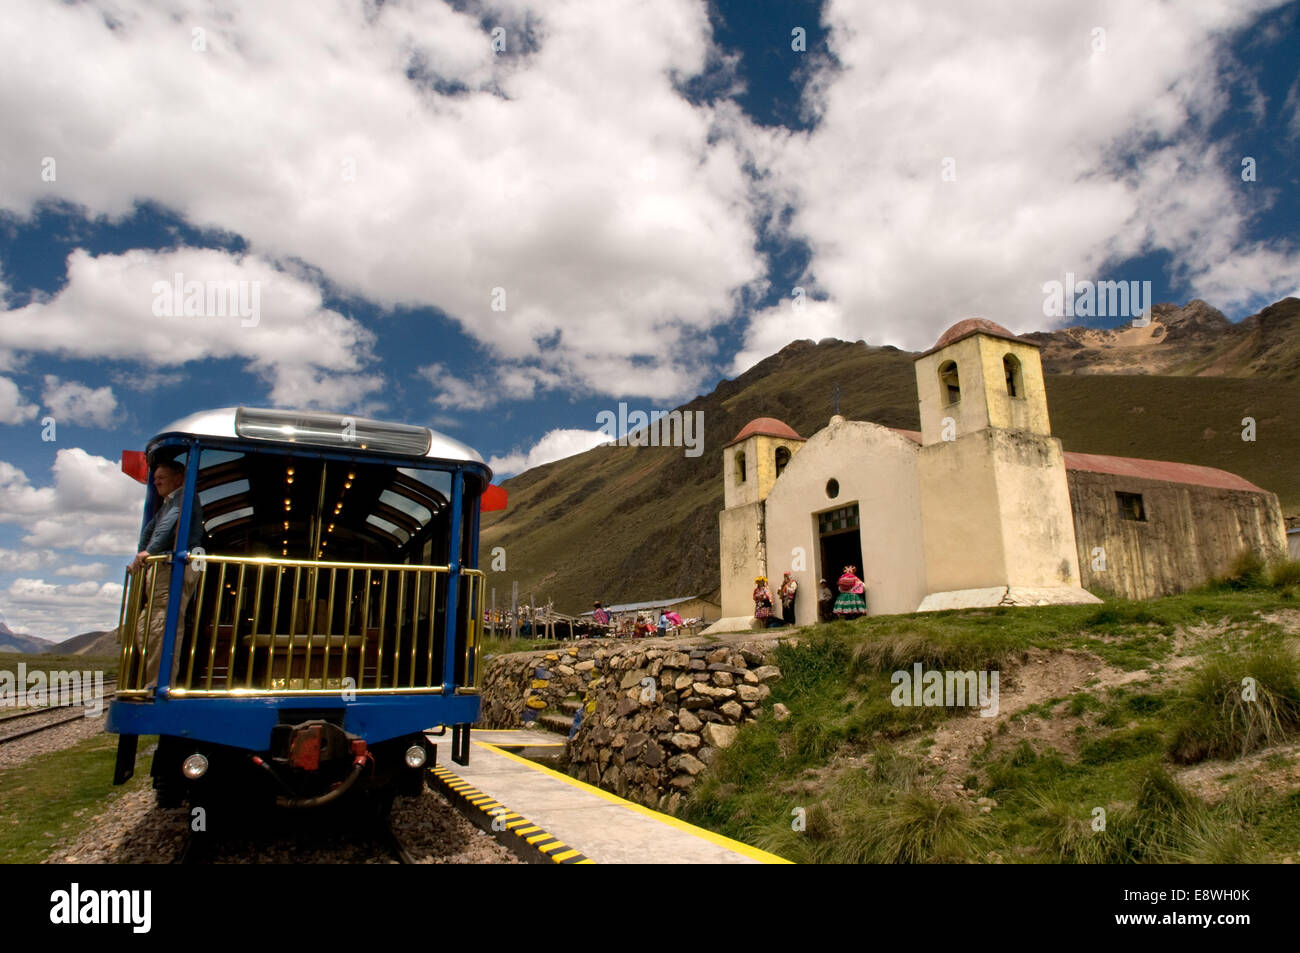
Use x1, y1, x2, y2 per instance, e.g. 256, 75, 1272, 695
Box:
730, 299, 854, 376
41, 375, 119, 427
0, 448, 143, 554
1, 248, 383, 410
488, 428, 611, 477
1284, 74, 1300, 141
54, 562, 110, 579
419, 362, 562, 411
0, 578, 123, 641
0, 0, 766, 404
734, 0, 1300, 366
0, 376, 39, 425
110, 368, 185, 393
2, 0, 1293, 400
0, 547, 59, 571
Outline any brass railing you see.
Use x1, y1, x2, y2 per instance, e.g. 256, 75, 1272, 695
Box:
117, 554, 484, 698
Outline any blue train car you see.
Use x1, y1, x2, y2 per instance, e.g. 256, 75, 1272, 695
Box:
106, 407, 493, 812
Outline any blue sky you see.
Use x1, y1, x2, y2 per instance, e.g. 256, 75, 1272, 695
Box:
1, 0, 1298, 639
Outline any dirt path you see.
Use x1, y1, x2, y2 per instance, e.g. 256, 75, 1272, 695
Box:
916, 620, 1239, 798
918, 649, 1110, 795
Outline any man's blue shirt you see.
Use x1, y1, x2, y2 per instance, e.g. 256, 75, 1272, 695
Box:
138, 489, 205, 555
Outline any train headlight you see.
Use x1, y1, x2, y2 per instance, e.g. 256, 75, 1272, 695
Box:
182, 753, 209, 780
404, 745, 427, 769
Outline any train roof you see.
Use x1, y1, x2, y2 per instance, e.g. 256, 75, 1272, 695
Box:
150, 406, 487, 468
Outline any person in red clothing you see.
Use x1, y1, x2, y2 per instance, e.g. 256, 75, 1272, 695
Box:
833, 565, 867, 618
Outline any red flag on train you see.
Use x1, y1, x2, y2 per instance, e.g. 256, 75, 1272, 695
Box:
121, 450, 149, 484
482, 484, 508, 511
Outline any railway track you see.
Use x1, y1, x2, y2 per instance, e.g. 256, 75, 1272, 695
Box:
0, 683, 117, 746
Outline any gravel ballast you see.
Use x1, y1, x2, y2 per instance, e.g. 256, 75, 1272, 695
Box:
0, 711, 109, 771
45, 785, 520, 864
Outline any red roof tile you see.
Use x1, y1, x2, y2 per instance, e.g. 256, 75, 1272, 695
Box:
725, 417, 803, 447
1061, 451, 1265, 492
918, 318, 1035, 358
886, 427, 1263, 492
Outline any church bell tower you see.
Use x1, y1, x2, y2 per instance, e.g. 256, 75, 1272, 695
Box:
913, 319, 1100, 608
715, 417, 805, 625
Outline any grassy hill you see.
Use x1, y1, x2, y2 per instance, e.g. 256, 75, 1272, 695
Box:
49, 630, 119, 657
481, 337, 1300, 616
681, 574, 1300, 863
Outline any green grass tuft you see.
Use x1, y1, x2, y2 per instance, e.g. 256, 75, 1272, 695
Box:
1269, 559, 1300, 590
1080, 726, 1164, 766
1168, 648, 1300, 764
1219, 550, 1270, 590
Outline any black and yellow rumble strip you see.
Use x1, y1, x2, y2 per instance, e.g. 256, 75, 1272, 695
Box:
429, 764, 592, 864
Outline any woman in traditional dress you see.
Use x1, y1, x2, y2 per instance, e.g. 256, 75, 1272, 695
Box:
778, 571, 798, 626
833, 565, 867, 618
753, 576, 778, 627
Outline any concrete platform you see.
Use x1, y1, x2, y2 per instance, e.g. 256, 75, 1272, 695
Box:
916, 585, 1102, 611
427, 728, 789, 864
701, 615, 764, 635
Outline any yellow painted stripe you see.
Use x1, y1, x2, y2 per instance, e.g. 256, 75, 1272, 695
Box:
474, 741, 791, 864
492, 742, 568, 748
430, 763, 588, 863
575, 859, 596, 864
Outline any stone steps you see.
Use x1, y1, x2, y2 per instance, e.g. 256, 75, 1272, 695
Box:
538, 713, 574, 736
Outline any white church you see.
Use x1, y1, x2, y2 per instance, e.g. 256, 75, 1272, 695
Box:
707, 319, 1287, 632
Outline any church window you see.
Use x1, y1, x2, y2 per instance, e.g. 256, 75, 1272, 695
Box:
939, 361, 960, 404
818, 504, 859, 535
825, 478, 839, 499
775, 446, 791, 477
1004, 354, 1023, 398
1116, 492, 1146, 522
736, 451, 746, 484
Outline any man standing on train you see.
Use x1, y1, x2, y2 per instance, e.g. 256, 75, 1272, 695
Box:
128, 459, 204, 690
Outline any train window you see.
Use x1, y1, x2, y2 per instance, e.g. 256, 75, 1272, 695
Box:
365, 513, 410, 544
379, 489, 432, 526
199, 478, 250, 505
397, 467, 452, 498
200, 450, 244, 467
204, 506, 254, 531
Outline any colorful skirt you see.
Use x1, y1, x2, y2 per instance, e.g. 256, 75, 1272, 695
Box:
833, 591, 867, 616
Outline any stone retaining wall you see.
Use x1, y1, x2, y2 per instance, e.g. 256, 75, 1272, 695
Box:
479, 638, 783, 813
